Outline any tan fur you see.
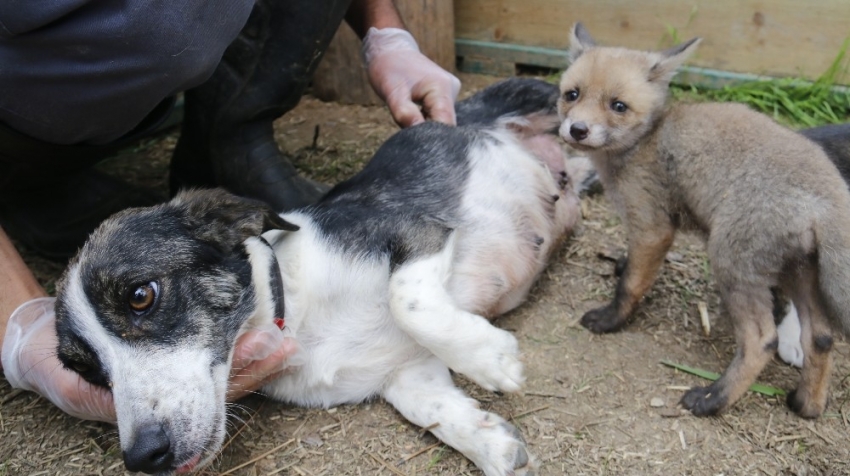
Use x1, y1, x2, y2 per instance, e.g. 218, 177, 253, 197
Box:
558, 23, 850, 418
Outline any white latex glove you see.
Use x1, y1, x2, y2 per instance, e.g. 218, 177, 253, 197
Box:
2, 297, 304, 422
363, 27, 462, 128
2, 297, 115, 422
227, 320, 306, 401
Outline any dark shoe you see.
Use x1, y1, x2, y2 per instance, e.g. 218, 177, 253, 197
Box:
171, 120, 330, 211
170, 0, 351, 212
0, 170, 163, 259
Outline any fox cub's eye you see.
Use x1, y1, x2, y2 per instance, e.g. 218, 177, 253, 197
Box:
564, 89, 579, 102
129, 281, 158, 313
611, 101, 628, 113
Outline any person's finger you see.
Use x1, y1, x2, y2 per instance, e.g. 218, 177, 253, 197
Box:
421, 90, 458, 126
387, 93, 425, 128
231, 322, 287, 370
49, 366, 116, 423
227, 338, 297, 401
419, 72, 460, 125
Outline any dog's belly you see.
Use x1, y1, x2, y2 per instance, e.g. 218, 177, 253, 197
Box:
448, 132, 580, 316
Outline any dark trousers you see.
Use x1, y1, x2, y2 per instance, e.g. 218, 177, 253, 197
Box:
0, 0, 351, 192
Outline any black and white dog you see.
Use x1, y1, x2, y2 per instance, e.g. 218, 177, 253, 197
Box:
53, 79, 594, 476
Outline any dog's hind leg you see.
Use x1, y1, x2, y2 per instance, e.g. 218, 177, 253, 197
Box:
383, 356, 537, 476
388, 250, 524, 393
785, 265, 833, 418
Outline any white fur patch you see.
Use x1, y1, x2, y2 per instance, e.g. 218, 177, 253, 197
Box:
777, 304, 804, 368
262, 216, 431, 406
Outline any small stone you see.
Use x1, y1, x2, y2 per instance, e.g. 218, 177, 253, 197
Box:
650, 397, 665, 408
665, 252, 684, 262
301, 434, 324, 447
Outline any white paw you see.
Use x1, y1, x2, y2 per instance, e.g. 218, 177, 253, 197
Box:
473, 414, 538, 476
777, 304, 804, 368
447, 328, 525, 392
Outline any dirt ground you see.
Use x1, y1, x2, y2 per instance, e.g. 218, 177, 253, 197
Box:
4, 73, 850, 476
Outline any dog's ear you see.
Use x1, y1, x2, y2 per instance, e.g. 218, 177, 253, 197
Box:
649, 37, 701, 83
568, 22, 596, 63
175, 189, 299, 249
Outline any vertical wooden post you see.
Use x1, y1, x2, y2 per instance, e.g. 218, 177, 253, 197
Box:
312, 0, 455, 106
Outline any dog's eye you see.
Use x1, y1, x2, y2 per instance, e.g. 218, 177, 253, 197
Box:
71, 361, 90, 374
611, 100, 628, 113
129, 281, 158, 313
564, 89, 579, 102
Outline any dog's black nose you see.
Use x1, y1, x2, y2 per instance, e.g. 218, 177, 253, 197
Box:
123, 425, 174, 473
570, 122, 589, 141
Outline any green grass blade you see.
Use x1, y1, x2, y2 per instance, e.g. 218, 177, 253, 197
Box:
660, 360, 786, 397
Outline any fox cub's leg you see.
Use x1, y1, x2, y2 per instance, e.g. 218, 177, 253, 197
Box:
680, 283, 777, 416
389, 253, 524, 393
383, 357, 537, 476
581, 223, 675, 333
785, 266, 833, 418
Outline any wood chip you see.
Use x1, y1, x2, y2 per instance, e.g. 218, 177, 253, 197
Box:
698, 301, 711, 337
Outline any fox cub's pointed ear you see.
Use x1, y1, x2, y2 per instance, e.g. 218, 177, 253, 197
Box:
649, 37, 701, 83
568, 22, 596, 63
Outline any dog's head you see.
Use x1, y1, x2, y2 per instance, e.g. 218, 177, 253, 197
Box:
557, 22, 700, 152
54, 189, 297, 474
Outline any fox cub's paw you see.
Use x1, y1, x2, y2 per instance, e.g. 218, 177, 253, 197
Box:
679, 384, 728, 417
580, 304, 629, 334
786, 389, 827, 419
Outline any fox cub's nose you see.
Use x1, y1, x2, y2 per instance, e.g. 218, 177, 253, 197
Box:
570, 122, 589, 141
123, 424, 175, 473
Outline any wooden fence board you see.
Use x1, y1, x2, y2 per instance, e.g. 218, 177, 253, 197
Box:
455, 0, 850, 82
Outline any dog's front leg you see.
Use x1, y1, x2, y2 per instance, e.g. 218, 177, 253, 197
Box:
388, 253, 524, 392
383, 357, 537, 476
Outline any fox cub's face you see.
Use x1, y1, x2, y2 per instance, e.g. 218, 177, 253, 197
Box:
557, 23, 700, 153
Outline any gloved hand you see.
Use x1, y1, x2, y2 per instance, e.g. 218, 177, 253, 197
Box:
1, 297, 115, 422
227, 320, 305, 401
2, 297, 302, 422
363, 27, 462, 128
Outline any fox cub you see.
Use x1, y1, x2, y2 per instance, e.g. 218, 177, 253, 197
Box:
557, 23, 850, 418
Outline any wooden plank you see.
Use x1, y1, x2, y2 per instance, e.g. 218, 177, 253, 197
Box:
455, 39, 827, 90
313, 0, 456, 106
397, 0, 456, 72
455, 0, 850, 82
